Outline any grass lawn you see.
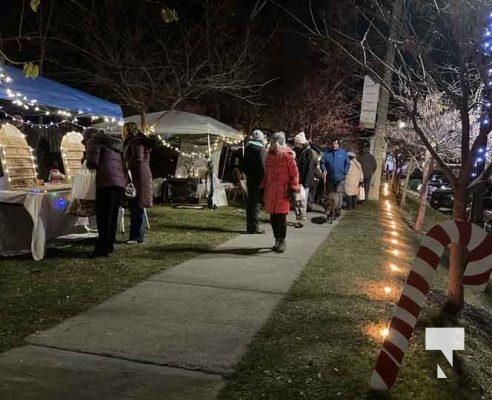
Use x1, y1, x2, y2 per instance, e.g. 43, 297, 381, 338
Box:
400, 190, 450, 233
218, 201, 492, 400
0, 205, 247, 353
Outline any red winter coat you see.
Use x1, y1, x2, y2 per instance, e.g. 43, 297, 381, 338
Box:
262, 148, 300, 214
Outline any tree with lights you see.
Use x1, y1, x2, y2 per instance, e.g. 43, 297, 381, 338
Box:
387, 93, 465, 232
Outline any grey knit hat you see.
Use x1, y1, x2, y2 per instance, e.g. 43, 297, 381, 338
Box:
251, 129, 264, 143
271, 131, 286, 145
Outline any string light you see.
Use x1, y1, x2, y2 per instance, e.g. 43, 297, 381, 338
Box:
0, 68, 123, 127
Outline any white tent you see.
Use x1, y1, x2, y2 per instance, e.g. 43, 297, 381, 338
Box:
124, 110, 243, 141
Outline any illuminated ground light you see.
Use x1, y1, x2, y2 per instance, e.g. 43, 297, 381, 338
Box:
391, 249, 400, 256
391, 231, 398, 236
383, 286, 392, 295
391, 239, 398, 245
364, 322, 390, 343
389, 264, 400, 272
380, 327, 390, 338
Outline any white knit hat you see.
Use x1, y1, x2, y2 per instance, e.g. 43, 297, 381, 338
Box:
294, 131, 307, 144
250, 129, 265, 143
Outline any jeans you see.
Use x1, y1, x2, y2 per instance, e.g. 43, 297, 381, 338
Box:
95, 187, 123, 255
129, 200, 145, 242
294, 187, 309, 220
246, 181, 262, 232
270, 213, 287, 239
327, 179, 345, 213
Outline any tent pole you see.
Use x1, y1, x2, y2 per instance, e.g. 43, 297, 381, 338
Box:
207, 134, 211, 158
221, 145, 229, 180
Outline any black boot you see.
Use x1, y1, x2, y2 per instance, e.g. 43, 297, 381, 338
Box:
276, 239, 286, 253
272, 239, 280, 251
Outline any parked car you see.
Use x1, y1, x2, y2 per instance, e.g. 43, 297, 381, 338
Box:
430, 187, 454, 210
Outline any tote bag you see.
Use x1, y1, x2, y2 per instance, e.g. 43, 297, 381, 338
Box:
358, 184, 366, 201
71, 162, 96, 201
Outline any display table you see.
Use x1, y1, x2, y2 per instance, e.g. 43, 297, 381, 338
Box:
0, 188, 77, 260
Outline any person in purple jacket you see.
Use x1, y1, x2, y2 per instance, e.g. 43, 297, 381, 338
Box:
84, 128, 126, 258
320, 138, 350, 217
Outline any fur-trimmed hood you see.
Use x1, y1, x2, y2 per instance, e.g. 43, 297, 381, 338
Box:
91, 131, 123, 153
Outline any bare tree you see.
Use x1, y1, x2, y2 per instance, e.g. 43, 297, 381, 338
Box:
1, 0, 272, 126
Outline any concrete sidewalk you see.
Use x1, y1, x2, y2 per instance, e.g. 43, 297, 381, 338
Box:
0, 210, 337, 400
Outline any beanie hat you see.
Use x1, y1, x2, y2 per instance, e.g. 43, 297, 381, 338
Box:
251, 129, 264, 143
294, 131, 307, 144
271, 131, 286, 146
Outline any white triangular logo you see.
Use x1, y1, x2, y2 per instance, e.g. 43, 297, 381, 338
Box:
437, 364, 447, 378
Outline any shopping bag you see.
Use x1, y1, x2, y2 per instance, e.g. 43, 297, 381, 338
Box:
71, 162, 96, 201
358, 184, 366, 201
295, 186, 306, 202
68, 198, 96, 217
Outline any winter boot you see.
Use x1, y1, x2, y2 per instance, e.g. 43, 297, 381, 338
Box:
272, 239, 280, 251
276, 239, 286, 253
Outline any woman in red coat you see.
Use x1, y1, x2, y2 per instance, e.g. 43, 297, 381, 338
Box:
262, 132, 300, 253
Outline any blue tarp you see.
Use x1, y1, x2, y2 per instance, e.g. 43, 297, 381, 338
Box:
0, 66, 122, 119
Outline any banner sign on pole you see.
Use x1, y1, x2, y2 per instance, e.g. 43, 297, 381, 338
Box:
359, 76, 380, 129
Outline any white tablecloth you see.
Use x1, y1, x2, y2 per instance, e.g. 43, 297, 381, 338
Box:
0, 189, 77, 260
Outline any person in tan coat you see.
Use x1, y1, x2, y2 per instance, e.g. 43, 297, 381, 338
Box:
345, 152, 364, 209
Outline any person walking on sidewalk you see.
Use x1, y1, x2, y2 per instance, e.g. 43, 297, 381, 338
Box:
262, 132, 300, 253
240, 129, 266, 234
123, 122, 155, 244
293, 131, 315, 227
345, 151, 364, 210
359, 145, 377, 201
320, 138, 349, 217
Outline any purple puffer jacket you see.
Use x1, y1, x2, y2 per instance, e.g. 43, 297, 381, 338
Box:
85, 132, 126, 190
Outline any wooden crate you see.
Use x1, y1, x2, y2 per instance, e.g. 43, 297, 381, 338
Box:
0, 123, 38, 189
60, 131, 84, 181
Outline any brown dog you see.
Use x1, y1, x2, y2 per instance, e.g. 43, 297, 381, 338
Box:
323, 192, 338, 224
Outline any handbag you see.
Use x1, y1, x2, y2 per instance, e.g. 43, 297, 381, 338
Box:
125, 170, 137, 199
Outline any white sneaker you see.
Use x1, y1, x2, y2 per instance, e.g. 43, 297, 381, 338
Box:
125, 240, 139, 245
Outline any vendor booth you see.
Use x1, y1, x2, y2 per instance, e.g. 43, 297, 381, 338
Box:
0, 65, 122, 260
123, 110, 244, 207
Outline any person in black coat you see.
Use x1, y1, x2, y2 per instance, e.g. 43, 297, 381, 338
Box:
359, 145, 377, 201
293, 132, 315, 226
239, 129, 266, 234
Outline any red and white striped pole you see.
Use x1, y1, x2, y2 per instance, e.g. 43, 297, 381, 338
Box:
370, 220, 492, 391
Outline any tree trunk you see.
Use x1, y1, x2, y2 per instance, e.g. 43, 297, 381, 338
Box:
444, 183, 468, 315
400, 160, 415, 210
415, 156, 434, 233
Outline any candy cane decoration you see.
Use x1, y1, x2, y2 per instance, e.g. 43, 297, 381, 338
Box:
370, 220, 492, 391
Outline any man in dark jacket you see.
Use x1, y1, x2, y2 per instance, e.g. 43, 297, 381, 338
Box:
239, 129, 266, 234
294, 132, 315, 226
359, 145, 377, 201
320, 138, 349, 216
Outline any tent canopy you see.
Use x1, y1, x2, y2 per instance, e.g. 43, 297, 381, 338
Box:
125, 110, 243, 140
0, 65, 122, 119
